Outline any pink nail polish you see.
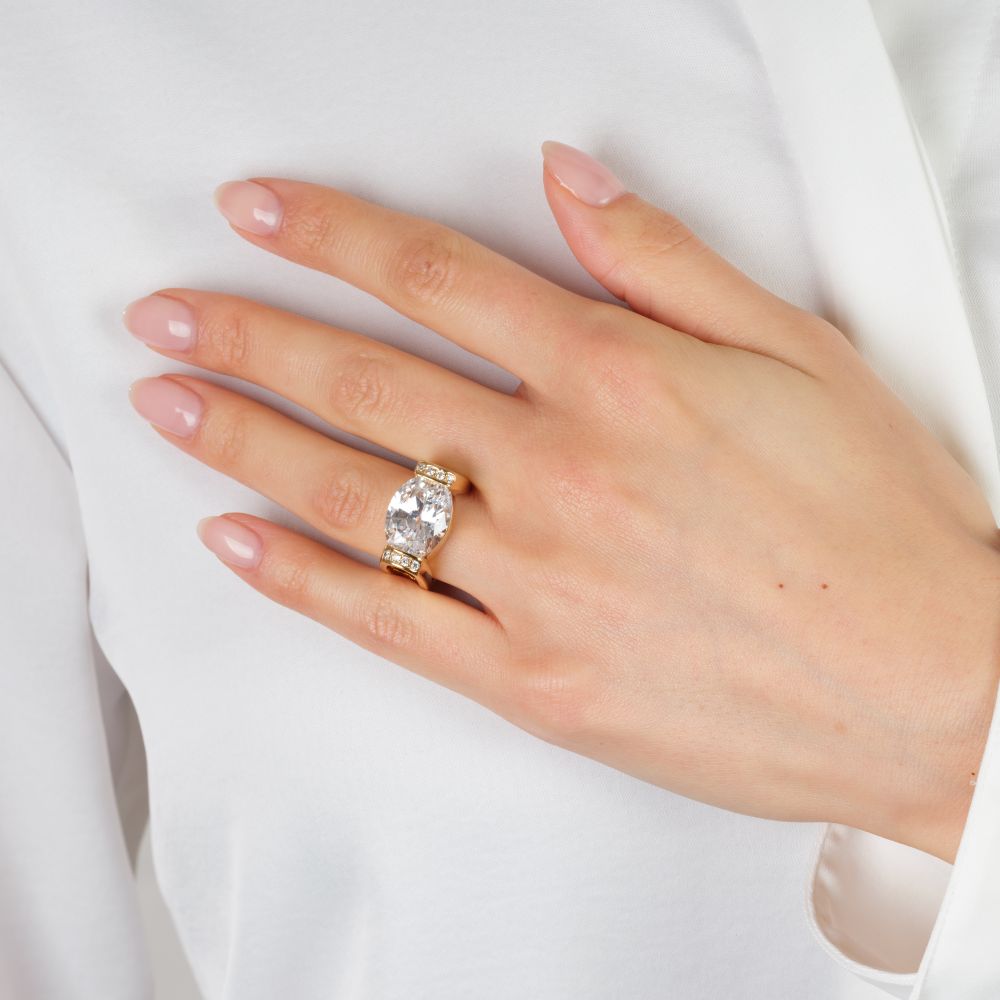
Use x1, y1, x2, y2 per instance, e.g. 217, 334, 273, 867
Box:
128, 377, 203, 437
123, 294, 196, 352
540, 140, 626, 207
196, 516, 263, 569
213, 180, 283, 235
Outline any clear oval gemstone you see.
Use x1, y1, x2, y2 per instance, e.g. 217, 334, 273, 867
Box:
384, 476, 453, 558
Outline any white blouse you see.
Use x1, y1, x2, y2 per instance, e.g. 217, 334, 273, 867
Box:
1, 1, 997, 997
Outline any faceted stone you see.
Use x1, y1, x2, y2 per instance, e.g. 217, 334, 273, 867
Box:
385, 476, 453, 558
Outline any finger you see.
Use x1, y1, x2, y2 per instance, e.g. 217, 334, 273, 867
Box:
539, 140, 840, 370
211, 176, 596, 390
128, 374, 498, 595
123, 288, 517, 483
195, 512, 512, 706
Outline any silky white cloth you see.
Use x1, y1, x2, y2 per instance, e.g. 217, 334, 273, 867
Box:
1, 1, 998, 997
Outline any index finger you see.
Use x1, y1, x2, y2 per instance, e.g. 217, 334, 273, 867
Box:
212, 176, 597, 388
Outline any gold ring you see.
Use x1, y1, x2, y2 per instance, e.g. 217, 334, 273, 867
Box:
380, 461, 470, 589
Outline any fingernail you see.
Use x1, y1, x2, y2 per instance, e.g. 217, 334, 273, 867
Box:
540, 140, 626, 207
196, 516, 263, 569
122, 294, 196, 352
128, 377, 203, 437
213, 180, 283, 235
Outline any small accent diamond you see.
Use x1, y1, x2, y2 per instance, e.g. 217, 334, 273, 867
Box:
415, 462, 456, 488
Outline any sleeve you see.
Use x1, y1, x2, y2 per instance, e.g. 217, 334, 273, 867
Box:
806, 678, 1000, 999
0, 359, 153, 999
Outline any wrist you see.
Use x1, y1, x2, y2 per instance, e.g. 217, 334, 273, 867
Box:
871, 541, 1000, 862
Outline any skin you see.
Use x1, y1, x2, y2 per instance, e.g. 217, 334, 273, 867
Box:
126, 158, 1000, 864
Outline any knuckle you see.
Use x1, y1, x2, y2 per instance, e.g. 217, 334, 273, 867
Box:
281, 196, 343, 260
199, 304, 253, 370
206, 408, 250, 469
767, 310, 855, 379
574, 330, 660, 428
385, 227, 462, 308
626, 208, 705, 268
808, 314, 853, 357
357, 582, 415, 651
554, 302, 620, 357
269, 554, 315, 606
538, 456, 608, 523
327, 350, 400, 427
510, 660, 598, 744
649, 211, 701, 255
578, 330, 642, 384
598, 211, 705, 307
311, 463, 373, 533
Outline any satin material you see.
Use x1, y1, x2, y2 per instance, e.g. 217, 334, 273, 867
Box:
739, 1, 1000, 995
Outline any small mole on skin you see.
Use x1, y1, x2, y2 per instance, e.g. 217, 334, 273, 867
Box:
834, 721, 847, 735
821, 583, 829, 590
777, 583, 784, 589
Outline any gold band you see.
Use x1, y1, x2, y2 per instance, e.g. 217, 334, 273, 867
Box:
413, 461, 471, 494
379, 543, 433, 588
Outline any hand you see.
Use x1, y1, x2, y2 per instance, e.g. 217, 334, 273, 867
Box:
124, 140, 1000, 862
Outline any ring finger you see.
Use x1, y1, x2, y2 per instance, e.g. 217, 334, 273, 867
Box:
127, 373, 499, 596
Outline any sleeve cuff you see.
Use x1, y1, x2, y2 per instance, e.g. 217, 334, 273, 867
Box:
806, 678, 1000, 999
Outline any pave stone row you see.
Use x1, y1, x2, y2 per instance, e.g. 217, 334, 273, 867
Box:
414, 462, 457, 488
381, 546, 421, 574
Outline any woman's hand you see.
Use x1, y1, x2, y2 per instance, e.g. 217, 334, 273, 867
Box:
124, 141, 1000, 863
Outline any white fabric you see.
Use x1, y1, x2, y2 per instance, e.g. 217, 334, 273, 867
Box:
740, 1, 1000, 996
0, 1, 997, 997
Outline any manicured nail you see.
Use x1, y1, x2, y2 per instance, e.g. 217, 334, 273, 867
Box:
540, 140, 626, 207
128, 377, 203, 437
196, 516, 263, 569
213, 180, 283, 235
122, 294, 196, 352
